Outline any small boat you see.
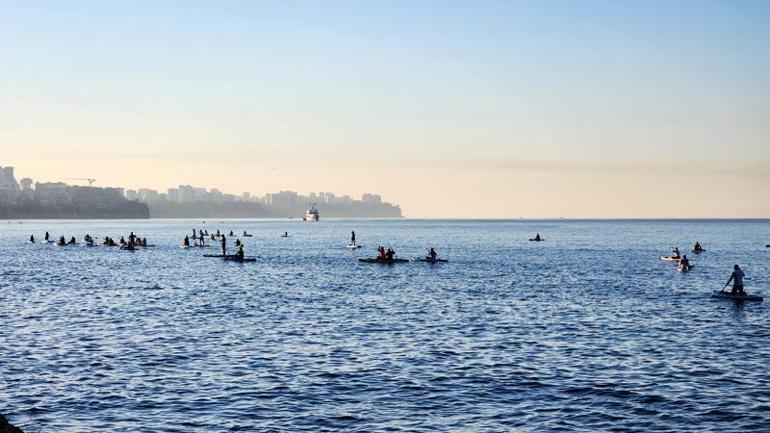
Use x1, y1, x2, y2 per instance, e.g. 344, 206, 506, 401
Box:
358, 257, 409, 264
660, 256, 682, 262
712, 291, 763, 302
303, 203, 320, 222
416, 258, 448, 263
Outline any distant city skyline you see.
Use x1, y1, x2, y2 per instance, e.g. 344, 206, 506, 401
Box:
2, 1, 769, 217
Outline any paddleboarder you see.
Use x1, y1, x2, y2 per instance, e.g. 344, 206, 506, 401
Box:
221, 234, 227, 256
725, 264, 746, 296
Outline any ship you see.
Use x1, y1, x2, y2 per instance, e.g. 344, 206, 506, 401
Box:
303, 203, 319, 222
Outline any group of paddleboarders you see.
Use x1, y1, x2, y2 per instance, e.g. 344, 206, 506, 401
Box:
662, 243, 757, 298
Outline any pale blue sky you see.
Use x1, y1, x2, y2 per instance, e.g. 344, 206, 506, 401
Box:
1, 1, 768, 216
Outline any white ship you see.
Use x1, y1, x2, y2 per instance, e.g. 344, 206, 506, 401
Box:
303, 203, 319, 222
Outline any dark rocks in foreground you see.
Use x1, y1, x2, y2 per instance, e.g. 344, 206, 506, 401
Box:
0, 415, 23, 433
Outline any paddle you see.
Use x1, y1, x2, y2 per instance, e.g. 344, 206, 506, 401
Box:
720, 281, 731, 293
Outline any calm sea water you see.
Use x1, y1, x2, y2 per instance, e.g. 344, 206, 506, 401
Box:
1, 219, 769, 432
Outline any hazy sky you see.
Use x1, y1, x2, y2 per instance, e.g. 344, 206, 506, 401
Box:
1, 0, 768, 217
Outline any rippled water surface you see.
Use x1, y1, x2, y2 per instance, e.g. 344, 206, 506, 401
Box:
1, 219, 769, 432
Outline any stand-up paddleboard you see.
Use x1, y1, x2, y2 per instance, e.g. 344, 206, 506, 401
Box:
359, 257, 409, 264
529, 238, 545, 242
204, 254, 229, 258
223, 256, 256, 262
415, 258, 448, 263
347, 244, 362, 249
661, 256, 682, 262
712, 291, 763, 302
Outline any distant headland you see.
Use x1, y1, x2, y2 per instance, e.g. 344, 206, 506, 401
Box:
0, 165, 401, 219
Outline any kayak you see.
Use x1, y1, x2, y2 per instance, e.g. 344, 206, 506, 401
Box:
691, 249, 705, 253
416, 258, 448, 263
712, 291, 764, 302
661, 256, 682, 262
677, 264, 694, 272
347, 244, 362, 249
358, 258, 409, 264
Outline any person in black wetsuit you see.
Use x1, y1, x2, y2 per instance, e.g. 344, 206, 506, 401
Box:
29, 234, 35, 243
235, 245, 244, 259
221, 234, 227, 256
44, 231, 50, 242
428, 248, 438, 260
385, 248, 395, 261
351, 231, 356, 246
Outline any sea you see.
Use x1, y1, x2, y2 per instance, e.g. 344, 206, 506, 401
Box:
1, 219, 769, 433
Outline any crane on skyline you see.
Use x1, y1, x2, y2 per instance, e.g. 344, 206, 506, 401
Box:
63, 178, 96, 186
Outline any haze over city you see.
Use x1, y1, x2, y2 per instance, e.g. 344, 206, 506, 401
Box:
2, 0, 768, 218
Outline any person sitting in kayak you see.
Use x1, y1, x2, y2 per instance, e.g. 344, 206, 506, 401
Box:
183, 236, 190, 247
58, 235, 66, 245
726, 264, 746, 296
427, 248, 438, 260
378, 246, 386, 259
29, 234, 35, 243
693, 241, 703, 252
351, 231, 356, 246
534, 233, 541, 241
679, 255, 690, 270
235, 245, 245, 260
229, 230, 234, 236
671, 246, 681, 258
235, 239, 242, 247
385, 247, 395, 261
68, 236, 76, 244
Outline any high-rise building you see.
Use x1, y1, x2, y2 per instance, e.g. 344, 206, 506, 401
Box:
19, 178, 33, 192
362, 193, 382, 204
0, 166, 20, 191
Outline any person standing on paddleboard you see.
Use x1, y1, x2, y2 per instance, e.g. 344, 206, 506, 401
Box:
351, 231, 356, 246
221, 234, 227, 256
726, 264, 746, 296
